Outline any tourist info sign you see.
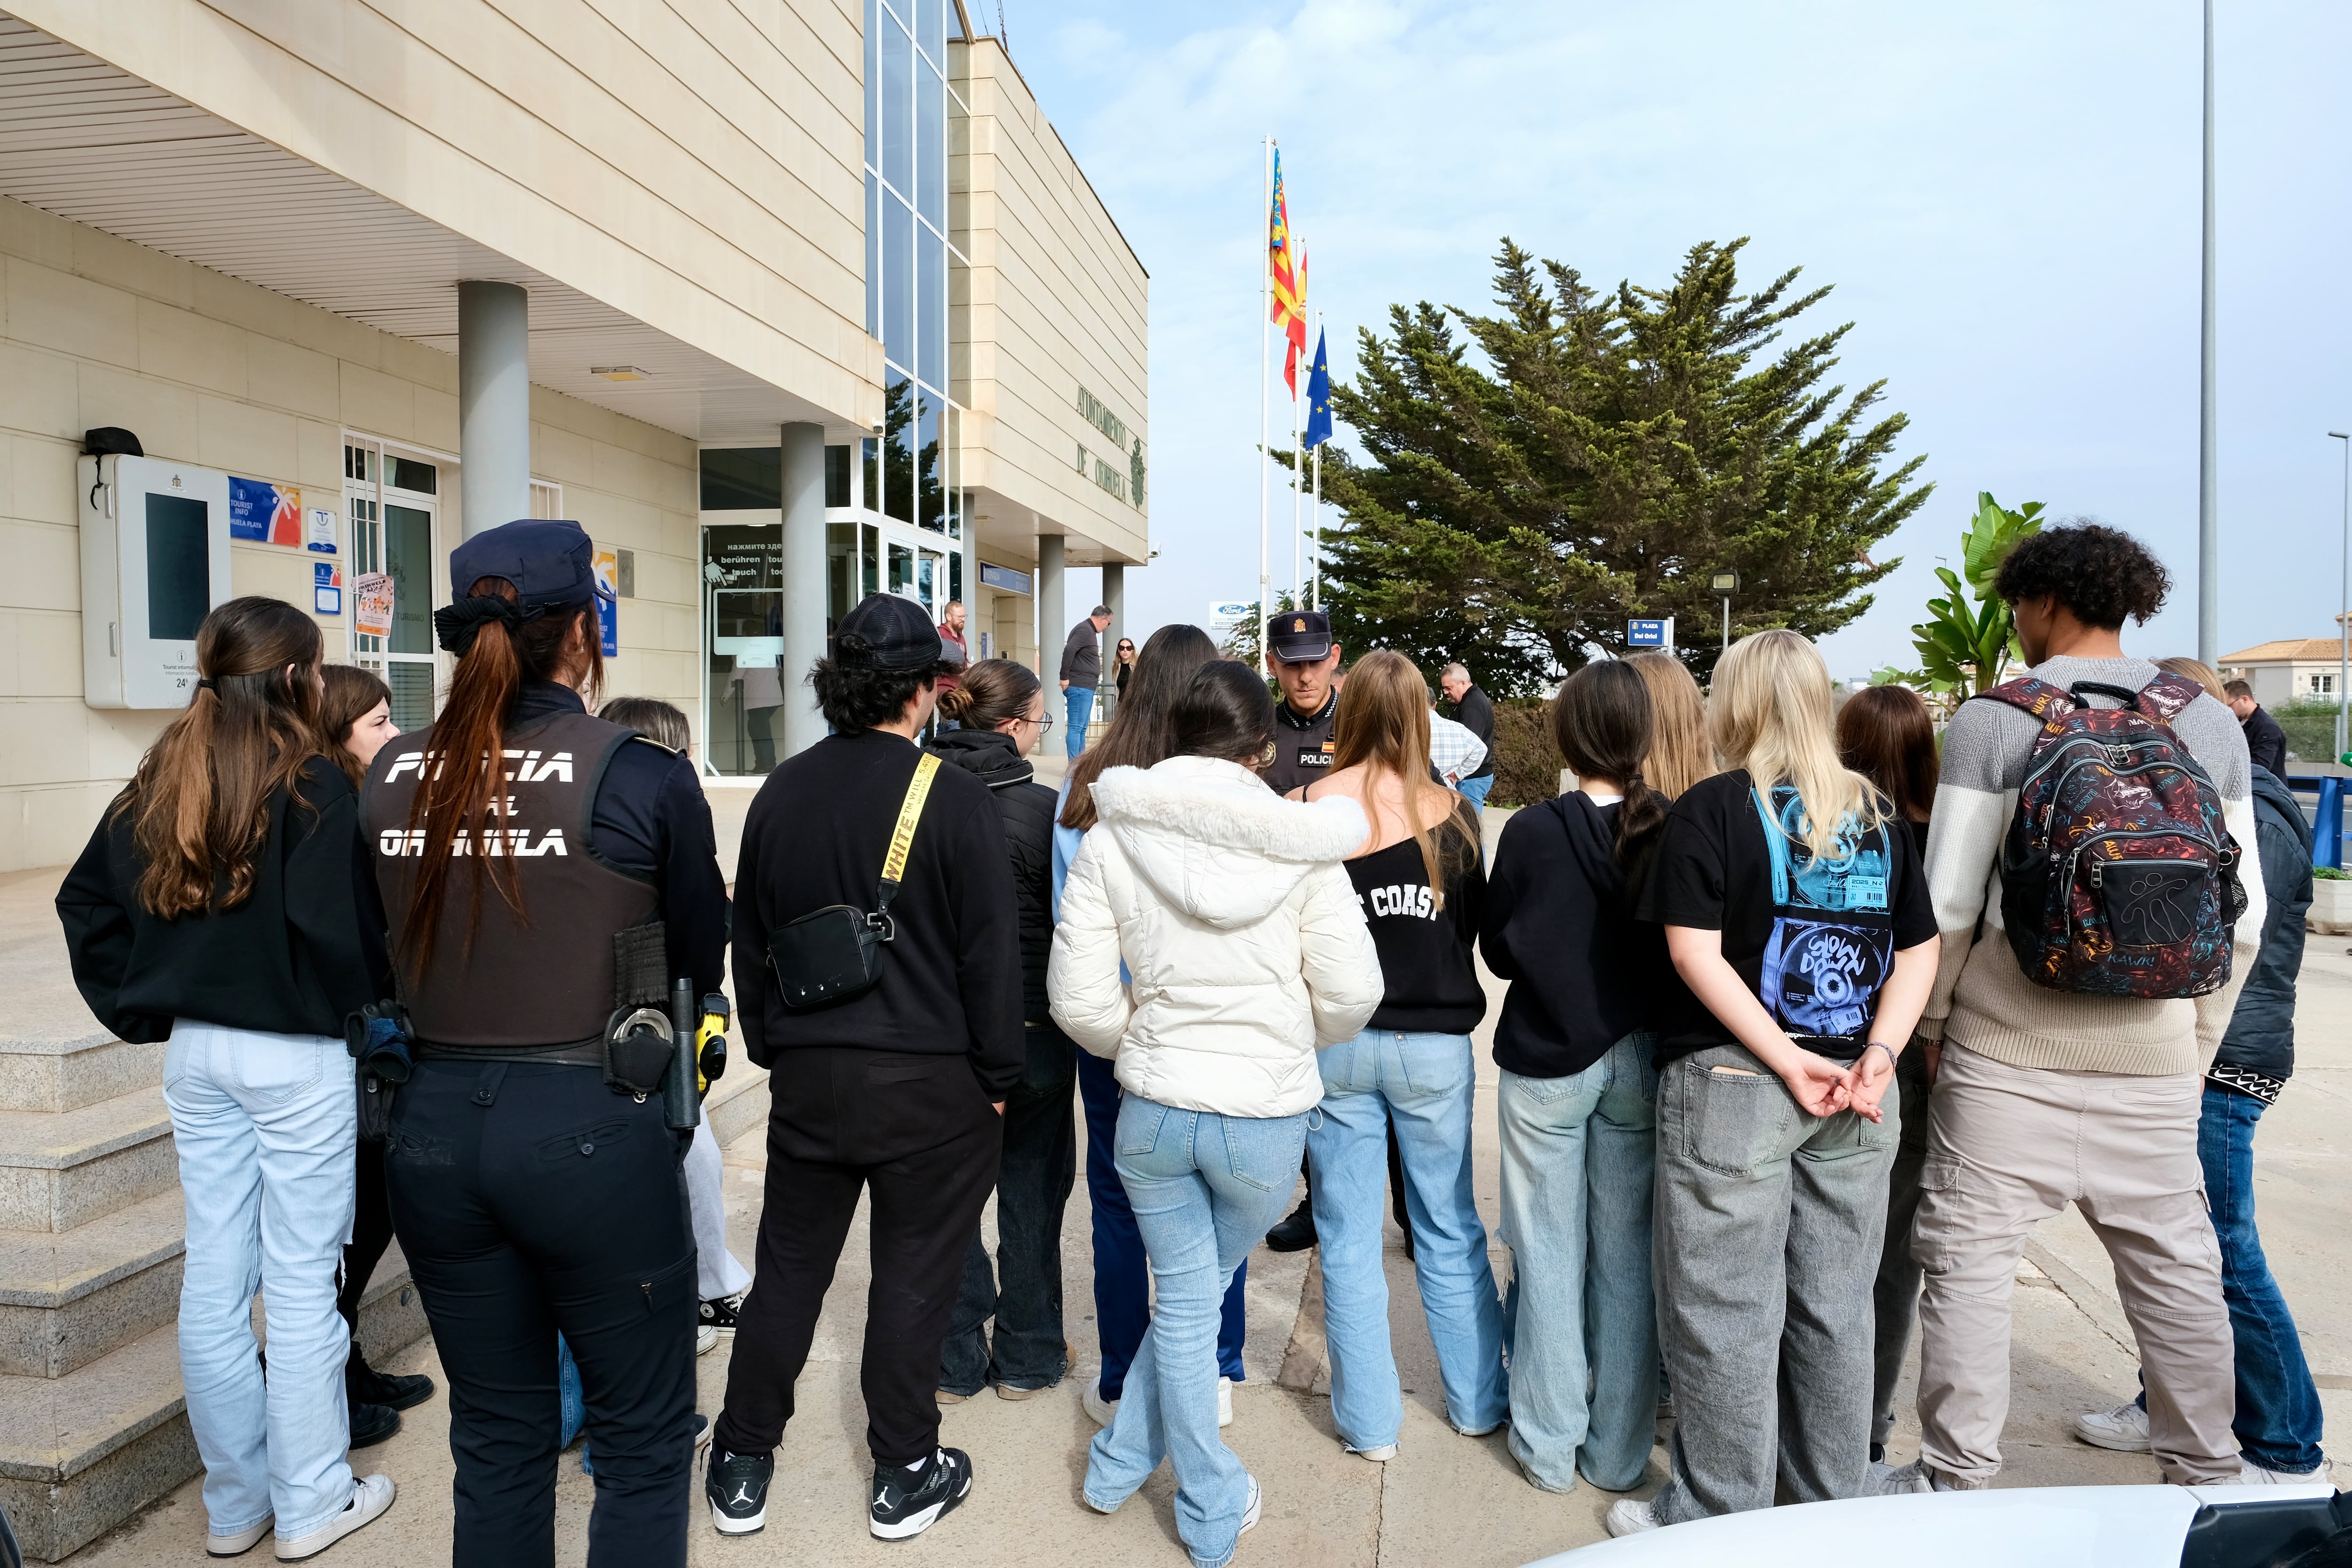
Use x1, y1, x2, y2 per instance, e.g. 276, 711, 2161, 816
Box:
1627, 617, 1674, 650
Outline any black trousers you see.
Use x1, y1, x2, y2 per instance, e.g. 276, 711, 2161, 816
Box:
338, 1137, 394, 1392
714, 1048, 1001, 1466
384, 1061, 697, 1568
942, 1024, 1078, 1394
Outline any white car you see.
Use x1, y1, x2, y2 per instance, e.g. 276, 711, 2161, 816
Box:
1526, 1484, 2345, 1568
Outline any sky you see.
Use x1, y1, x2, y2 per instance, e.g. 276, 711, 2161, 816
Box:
1004, 0, 2352, 682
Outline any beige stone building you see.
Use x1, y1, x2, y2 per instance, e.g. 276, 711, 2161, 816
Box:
0, 1, 1144, 1556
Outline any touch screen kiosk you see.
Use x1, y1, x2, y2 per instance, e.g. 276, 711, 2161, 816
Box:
79, 454, 234, 708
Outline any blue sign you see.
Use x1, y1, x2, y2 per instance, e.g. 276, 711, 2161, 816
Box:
1627, 618, 1668, 647
978, 562, 1032, 595
313, 560, 341, 617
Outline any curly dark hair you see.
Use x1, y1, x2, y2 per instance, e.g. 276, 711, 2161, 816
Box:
1992, 522, 2169, 629
808, 656, 954, 732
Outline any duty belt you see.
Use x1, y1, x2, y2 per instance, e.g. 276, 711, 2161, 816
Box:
416, 1042, 605, 1067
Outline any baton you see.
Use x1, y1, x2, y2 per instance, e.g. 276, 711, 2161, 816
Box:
664, 977, 699, 1131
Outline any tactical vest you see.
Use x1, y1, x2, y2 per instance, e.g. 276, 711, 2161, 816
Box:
1260, 692, 1339, 795
366, 709, 659, 1049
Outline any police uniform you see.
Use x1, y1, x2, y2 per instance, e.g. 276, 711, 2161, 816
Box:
366, 520, 726, 1568
1259, 610, 1341, 795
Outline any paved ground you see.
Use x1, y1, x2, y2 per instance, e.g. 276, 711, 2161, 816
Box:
62, 801, 2352, 1564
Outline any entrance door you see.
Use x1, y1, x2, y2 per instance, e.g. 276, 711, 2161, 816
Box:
876, 522, 949, 624
347, 444, 442, 731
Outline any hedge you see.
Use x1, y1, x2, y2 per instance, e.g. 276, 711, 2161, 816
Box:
1486, 698, 1562, 807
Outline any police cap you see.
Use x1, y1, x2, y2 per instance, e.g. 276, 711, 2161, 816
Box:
1268, 609, 1335, 664
448, 518, 604, 612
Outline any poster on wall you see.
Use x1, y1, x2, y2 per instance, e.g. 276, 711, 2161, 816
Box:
227, 478, 302, 545
353, 573, 394, 638
306, 508, 338, 554
313, 561, 342, 617
593, 549, 619, 657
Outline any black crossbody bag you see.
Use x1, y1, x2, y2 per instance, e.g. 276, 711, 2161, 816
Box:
766, 753, 940, 1011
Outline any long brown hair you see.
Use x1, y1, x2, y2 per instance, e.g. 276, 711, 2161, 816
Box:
399, 577, 602, 974
116, 597, 326, 919
1060, 622, 1221, 830
937, 658, 1042, 731
1836, 684, 1938, 824
320, 664, 392, 787
1551, 660, 1668, 887
1330, 650, 1474, 907
1626, 651, 1715, 799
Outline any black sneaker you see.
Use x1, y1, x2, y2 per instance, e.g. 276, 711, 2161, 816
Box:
350, 1359, 437, 1412
699, 1294, 743, 1340
870, 1447, 972, 1541
707, 1446, 774, 1536
348, 1401, 400, 1450
1264, 1199, 1317, 1253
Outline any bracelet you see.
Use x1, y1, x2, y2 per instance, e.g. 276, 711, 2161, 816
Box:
1865, 1041, 1900, 1072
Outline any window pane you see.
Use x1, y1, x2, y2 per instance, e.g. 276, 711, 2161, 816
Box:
386, 456, 437, 495
825, 445, 851, 508
917, 390, 943, 533
949, 549, 962, 605
385, 504, 435, 654
882, 373, 914, 523
863, 523, 880, 596
882, 13, 911, 199
827, 521, 856, 639
861, 437, 878, 513
943, 408, 960, 539
918, 58, 944, 231
889, 541, 914, 597
917, 0, 942, 61
865, 172, 880, 339
884, 195, 913, 372
864, 0, 879, 170
918, 221, 945, 394
700, 447, 784, 510
386, 662, 435, 734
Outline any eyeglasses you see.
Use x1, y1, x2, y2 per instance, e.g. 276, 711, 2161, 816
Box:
1029, 712, 1055, 733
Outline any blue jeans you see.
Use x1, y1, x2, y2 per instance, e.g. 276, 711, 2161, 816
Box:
1309, 1029, 1508, 1451
1078, 1050, 1247, 1397
1455, 774, 1494, 811
164, 1022, 359, 1541
1066, 685, 1095, 757
2134, 1086, 2326, 1473
1495, 1034, 1659, 1492
1086, 1097, 1305, 1568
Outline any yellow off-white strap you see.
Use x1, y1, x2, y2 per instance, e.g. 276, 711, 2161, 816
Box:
882, 753, 941, 885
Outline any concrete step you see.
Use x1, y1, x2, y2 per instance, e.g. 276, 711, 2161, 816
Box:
0, 1242, 429, 1563
0, 1033, 165, 1116
0, 1086, 175, 1234
0, 1189, 185, 1378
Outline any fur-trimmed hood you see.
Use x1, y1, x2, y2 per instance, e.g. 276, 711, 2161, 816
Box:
1087, 756, 1367, 931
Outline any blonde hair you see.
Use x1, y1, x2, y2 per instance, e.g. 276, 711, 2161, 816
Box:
1329, 650, 1471, 906
2153, 656, 2227, 704
1626, 651, 1715, 799
1708, 629, 1883, 862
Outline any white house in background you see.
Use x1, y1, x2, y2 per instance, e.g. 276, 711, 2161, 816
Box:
2220, 633, 2352, 708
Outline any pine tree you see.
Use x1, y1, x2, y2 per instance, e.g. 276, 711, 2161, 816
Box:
1315, 239, 1930, 691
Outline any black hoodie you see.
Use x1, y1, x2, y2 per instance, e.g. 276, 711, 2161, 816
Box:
924, 727, 1059, 1019
1478, 791, 1671, 1078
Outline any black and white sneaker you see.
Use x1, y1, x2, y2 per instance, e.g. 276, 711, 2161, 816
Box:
870, 1447, 972, 1541
699, 1294, 743, 1340
707, 1446, 773, 1536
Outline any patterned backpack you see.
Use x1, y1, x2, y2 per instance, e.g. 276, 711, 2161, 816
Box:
1975, 671, 2246, 997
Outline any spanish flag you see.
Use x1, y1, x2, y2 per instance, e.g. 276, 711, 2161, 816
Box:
1269, 151, 1307, 393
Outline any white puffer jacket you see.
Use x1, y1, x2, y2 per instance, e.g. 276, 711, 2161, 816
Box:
1049, 755, 1384, 1118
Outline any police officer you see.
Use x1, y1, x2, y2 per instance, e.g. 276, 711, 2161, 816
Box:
364, 519, 727, 1568
1259, 608, 1344, 796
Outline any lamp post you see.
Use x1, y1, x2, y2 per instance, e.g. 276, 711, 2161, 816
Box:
2197, 0, 2219, 665
2332, 430, 2350, 763
1710, 570, 1740, 653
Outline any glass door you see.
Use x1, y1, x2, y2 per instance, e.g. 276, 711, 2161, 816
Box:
346, 442, 442, 732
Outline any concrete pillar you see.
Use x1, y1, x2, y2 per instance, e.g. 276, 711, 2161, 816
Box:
779, 422, 828, 759
457, 281, 531, 539
1101, 561, 1125, 693
1037, 533, 1065, 685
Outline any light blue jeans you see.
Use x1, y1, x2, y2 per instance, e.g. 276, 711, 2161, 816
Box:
1454, 774, 1494, 812
1066, 685, 1095, 757
164, 1022, 358, 1541
1086, 1095, 1305, 1568
1496, 1033, 1659, 1493
1308, 1029, 1508, 1451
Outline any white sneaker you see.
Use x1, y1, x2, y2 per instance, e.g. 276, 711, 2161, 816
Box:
1083, 1377, 1118, 1427
696, 1323, 719, 1357
1237, 1476, 1262, 1539
1872, 1460, 1934, 1495
1218, 1376, 1234, 1429
275, 1475, 395, 1561
1604, 1498, 1660, 1537
207, 1516, 271, 1557
1351, 1444, 1397, 1462
2072, 1399, 2152, 1452
2239, 1457, 2329, 1484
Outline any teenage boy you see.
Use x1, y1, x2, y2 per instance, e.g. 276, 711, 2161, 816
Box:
2073, 756, 2327, 1482
1885, 525, 2267, 1494
707, 594, 1022, 1541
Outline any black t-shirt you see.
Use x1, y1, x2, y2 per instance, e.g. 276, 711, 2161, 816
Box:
1343, 810, 1487, 1034
1635, 768, 1936, 1065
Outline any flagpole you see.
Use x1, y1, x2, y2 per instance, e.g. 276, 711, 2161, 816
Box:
1291, 350, 1304, 614
1311, 306, 1324, 610
1257, 136, 1272, 671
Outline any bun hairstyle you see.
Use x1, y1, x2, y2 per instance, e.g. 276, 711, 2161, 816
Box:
320, 663, 393, 787
1551, 660, 1667, 887
1171, 660, 1278, 764
1061, 622, 1222, 830
117, 596, 327, 919
936, 658, 1041, 731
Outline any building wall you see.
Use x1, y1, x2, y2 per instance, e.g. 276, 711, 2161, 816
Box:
0, 197, 699, 872
953, 37, 1148, 565
10, 0, 882, 431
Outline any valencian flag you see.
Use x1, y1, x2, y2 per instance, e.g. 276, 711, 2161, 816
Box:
1269, 151, 1307, 392
1303, 328, 1332, 448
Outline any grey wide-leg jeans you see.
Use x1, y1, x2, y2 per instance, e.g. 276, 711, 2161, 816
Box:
1651, 1043, 1898, 1526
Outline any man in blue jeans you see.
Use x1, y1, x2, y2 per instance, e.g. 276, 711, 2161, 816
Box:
2072, 764, 2327, 1481
1059, 605, 1111, 757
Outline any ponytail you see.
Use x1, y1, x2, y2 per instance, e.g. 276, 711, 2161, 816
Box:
1551, 660, 1668, 892
398, 577, 600, 976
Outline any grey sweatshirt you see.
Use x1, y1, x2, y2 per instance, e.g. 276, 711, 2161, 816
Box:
1919, 655, 2265, 1076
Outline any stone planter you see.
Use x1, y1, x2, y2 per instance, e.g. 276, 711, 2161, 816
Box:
2308, 876, 2352, 935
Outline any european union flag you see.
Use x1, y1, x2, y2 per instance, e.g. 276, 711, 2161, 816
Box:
1303, 328, 1333, 448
